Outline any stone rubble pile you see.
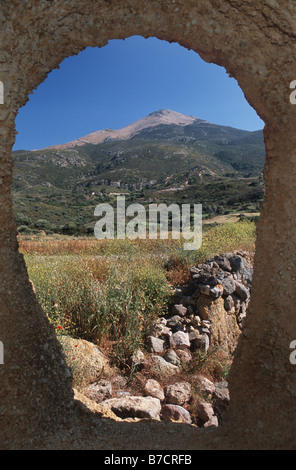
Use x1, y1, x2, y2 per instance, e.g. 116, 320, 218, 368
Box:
80, 252, 253, 427
82, 375, 230, 427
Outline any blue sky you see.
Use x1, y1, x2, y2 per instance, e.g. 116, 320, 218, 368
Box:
14, 36, 264, 151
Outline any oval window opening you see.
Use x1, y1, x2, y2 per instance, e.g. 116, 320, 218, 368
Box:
13, 36, 265, 427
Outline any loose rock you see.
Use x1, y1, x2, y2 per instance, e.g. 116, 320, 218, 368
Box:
161, 404, 192, 424
169, 331, 190, 349
172, 304, 187, 317
81, 379, 112, 403
196, 401, 215, 423
129, 349, 145, 369
147, 336, 165, 354
144, 379, 165, 402
175, 349, 192, 363
195, 375, 215, 396
213, 382, 230, 416
100, 396, 162, 420
163, 349, 181, 367
150, 355, 179, 376
165, 381, 192, 406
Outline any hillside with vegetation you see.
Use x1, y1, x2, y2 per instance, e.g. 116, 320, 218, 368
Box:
13, 109, 264, 235
19, 220, 256, 426
13, 109, 263, 425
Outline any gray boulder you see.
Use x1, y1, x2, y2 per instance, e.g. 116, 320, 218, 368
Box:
234, 280, 250, 302
144, 379, 165, 402
169, 331, 190, 349
147, 336, 165, 353
166, 315, 181, 328
209, 285, 224, 298
213, 382, 230, 415
129, 349, 145, 369
224, 295, 235, 313
221, 277, 236, 296
172, 304, 187, 317
211, 254, 232, 272
229, 255, 253, 285
163, 349, 181, 367
165, 381, 192, 406
175, 349, 192, 363
81, 379, 112, 403
196, 400, 215, 423
151, 355, 179, 376
148, 319, 167, 338
204, 415, 219, 427
189, 331, 209, 352
199, 284, 211, 295
195, 375, 215, 396
161, 404, 192, 424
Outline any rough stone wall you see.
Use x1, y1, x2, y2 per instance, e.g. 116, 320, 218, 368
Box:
1, 0, 296, 449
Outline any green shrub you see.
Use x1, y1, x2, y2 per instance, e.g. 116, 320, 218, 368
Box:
16, 213, 32, 226
194, 220, 256, 264
23, 220, 256, 371
35, 219, 52, 230
25, 254, 170, 370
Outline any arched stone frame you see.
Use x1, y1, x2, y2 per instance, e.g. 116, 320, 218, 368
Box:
1, 0, 296, 449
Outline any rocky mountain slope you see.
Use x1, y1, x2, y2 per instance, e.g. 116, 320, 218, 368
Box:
13, 110, 265, 234
46, 109, 199, 149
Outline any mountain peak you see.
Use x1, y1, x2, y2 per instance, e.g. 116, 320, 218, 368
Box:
148, 109, 197, 121
148, 109, 175, 117
46, 109, 199, 150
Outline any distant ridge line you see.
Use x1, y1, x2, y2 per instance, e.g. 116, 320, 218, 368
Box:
45, 109, 213, 150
